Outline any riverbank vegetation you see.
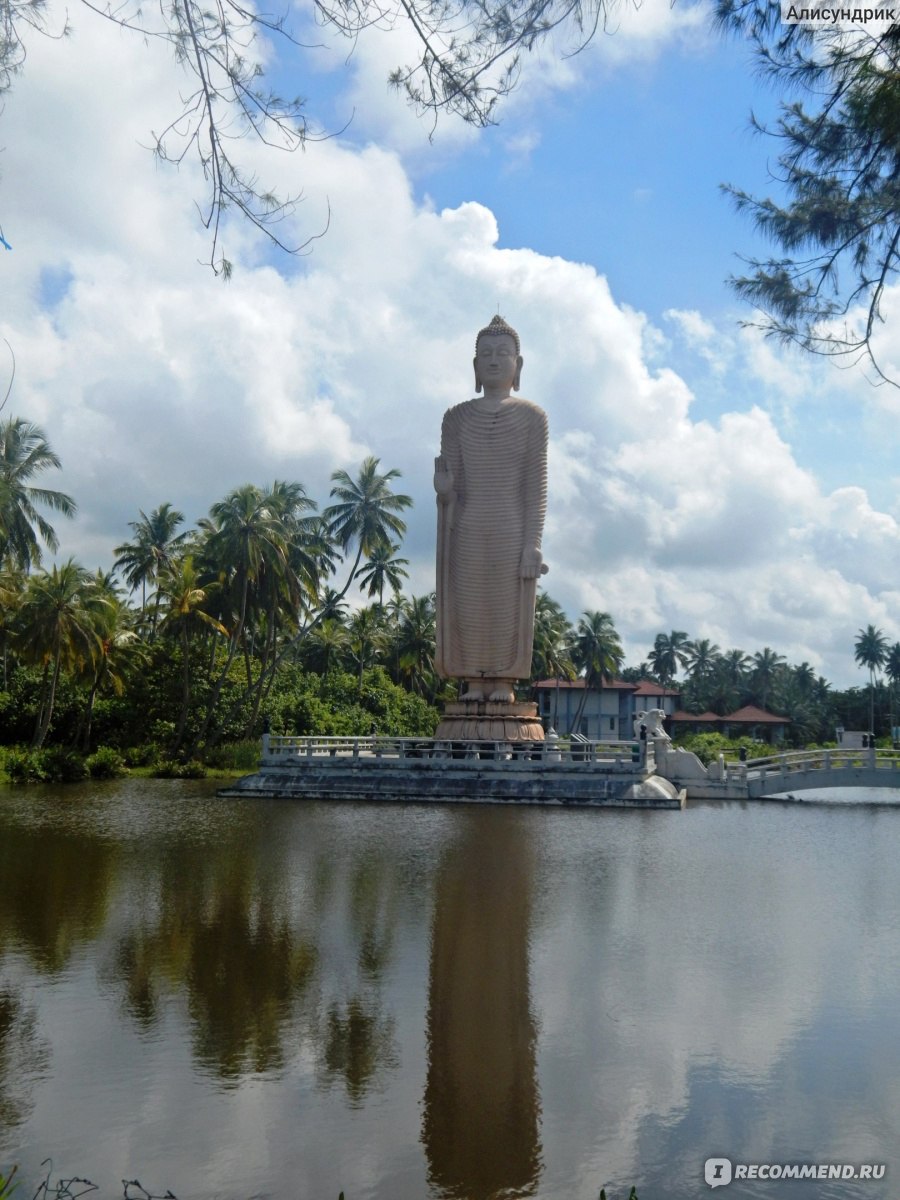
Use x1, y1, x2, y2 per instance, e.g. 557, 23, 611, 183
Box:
1, 416, 897, 781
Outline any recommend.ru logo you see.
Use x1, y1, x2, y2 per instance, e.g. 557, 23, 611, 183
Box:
704, 1157, 886, 1187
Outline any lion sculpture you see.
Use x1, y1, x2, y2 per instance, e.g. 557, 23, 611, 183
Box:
633, 708, 671, 742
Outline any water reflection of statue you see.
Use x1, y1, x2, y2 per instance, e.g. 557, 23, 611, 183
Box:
422, 815, 541, 1198
434, 316, 548, 705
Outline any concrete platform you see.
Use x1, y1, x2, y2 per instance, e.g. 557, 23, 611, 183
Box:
217, 735, 686, 809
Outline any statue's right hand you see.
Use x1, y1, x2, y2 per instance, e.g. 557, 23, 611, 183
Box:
434, 455, 455, 497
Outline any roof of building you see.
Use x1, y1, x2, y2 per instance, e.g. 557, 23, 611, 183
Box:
631, 680, 681, 697
669, 705, 790, 724
533, 677, 679, 694
724, 705, 790, 724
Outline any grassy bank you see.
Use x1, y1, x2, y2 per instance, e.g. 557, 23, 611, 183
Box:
0, 740, 261, 786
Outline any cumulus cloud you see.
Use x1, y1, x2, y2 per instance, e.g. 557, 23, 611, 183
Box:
284, 0, 713, 166
2, 0, 899, 687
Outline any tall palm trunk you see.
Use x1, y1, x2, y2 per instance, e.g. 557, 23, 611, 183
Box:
870, 668, 876, 735
78, 673, 101, 751
173, 625, 193, 753
569, 685, 588, 736
244, 597, 279, 737
190, 570, 251, 753
32, 651, 62, 748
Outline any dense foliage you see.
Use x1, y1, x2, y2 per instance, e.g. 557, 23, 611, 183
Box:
1, 415, 895, 773
0, 430, 441, 761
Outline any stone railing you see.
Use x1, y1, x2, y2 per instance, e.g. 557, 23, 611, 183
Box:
652, 742, 900, 799
260, 733, 646, 768
722, 746, 900, 785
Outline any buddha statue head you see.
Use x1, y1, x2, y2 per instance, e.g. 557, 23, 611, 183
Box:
474, 315, 523, 394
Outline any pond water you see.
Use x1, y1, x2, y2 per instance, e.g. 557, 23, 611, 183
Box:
1, 781, 899, 1200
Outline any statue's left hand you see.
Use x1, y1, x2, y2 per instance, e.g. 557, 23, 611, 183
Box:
520, 547, 548, 579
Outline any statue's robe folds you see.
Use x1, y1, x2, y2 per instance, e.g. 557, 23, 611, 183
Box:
435, 397, 548, 682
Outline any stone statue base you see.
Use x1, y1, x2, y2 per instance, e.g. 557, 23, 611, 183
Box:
435, 700, 545, 743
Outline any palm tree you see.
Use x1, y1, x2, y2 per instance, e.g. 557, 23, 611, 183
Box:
296, 515, 341, 612
792, 661, 816, 695
383, 589, 407, 683
14, 559, 104, 747
157, 557, 227, 751
347, 605, 387, 688
0, 564, 25, 687
356, 541, 409, 607
324, 457, 412, 588
397, 594, 437, 698
854, 624, 888, 735
192, 484, 293, 749
318, 587, 349, 623
531, 593, 575, 729
773, 676, 818, 747
202, 460, 411, 750
113, 502, 188, 632
885, 642, 900, 742
233, 481, 318, 730
685, 638, 721, 682
721, 648, 752, 685
750, 647, 786, 711
264, 479, 319, 613
0, 417, 77, 571
647, 630, 690, 689
305, 617, 350, 677
569, 610, 624, 735
76, 572, 144, 750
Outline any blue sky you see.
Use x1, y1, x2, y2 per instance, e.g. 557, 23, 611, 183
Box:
2, 0, 900, 687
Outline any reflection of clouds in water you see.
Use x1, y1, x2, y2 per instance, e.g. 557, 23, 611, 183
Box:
0, 987, 50, 1138
530, 803, 900, 1195
4, 791, 900, 1198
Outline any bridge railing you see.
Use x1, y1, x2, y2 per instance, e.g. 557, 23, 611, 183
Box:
722, 747, 900, 785
260, 733, 645, 768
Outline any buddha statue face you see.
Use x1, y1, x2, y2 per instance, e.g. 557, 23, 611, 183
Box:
474, 332, 523, 394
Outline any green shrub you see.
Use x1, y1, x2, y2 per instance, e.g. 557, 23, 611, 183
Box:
41, 747, 89, 782
149, 719, 177, 746
6, 747, 89, 783
121, 744, 161, 768
85, 746, 127, 779
202, 740, 260, 771
4, 749, 47, 783
154, 759, 207, 779
673, 732, 765, 765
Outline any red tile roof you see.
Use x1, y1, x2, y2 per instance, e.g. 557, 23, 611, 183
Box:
670, 710, 720, 723
534, 677, 679, 694
632, 680, 681, 697
724, 705, 790, 724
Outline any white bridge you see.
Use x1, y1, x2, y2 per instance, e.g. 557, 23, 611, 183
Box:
654, 743, 900, 800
